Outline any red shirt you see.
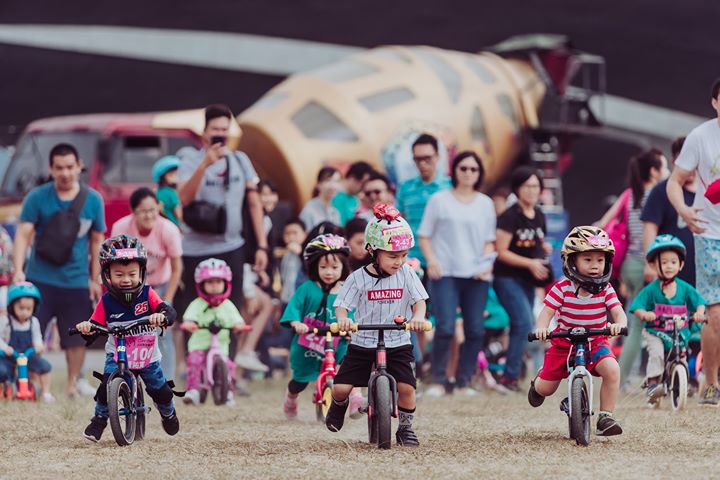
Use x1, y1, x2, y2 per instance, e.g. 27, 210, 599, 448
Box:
544, 278, 621, 332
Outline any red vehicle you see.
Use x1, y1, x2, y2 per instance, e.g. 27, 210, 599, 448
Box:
0, 111, 240, 232
307, 325, 346, 422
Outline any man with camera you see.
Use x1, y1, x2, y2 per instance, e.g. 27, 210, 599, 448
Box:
176, 104, 269, 372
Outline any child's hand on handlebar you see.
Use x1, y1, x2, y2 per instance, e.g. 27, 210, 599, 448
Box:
693, 311, 707, 323
534, 327, 551, 341
608, 323, 625, 336
76, 321, 94, 335
291, 321, 309, 335
149, 313, 166, 327
641, 311, 656, 323
408, 317, 427, 332
336, 317, 353, 333
3, 346, 13, 356
182, 322, 199, 332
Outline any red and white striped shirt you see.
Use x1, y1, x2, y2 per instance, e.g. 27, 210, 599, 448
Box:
544, 277, 621, 332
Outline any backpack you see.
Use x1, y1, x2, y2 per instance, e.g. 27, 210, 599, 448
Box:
34, 186, 89, 266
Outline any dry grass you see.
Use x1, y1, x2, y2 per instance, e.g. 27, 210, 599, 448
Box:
0, 378, 716, 480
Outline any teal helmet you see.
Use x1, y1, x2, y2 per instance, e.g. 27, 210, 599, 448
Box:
7, 282, 41, 312
646, 234, 686, 263
151, 155, 180, 184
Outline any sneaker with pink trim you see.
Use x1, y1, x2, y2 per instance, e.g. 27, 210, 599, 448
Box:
283, 392, 299, 419
348, 392, 365, 419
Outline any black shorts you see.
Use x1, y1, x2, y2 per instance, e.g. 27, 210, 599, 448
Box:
33, 280, 93, 349
334, 344, 417, 389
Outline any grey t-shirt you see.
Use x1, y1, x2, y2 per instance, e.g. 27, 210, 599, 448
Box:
177, 147, 259, 256
418, 190, 497, 278
299, 197, 341, 231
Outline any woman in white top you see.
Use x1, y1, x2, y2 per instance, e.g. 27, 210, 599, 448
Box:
299, 167, 342, 230
419, 151, 497, 396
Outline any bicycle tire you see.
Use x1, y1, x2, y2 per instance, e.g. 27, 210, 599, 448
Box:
108, 377, 136, 446
569, 376, 590, 446
670, 363, 688, 411
316, 379, 334, 423
211, 356, 229, 406
135, 377, 146, 441
374, 376, 392, 449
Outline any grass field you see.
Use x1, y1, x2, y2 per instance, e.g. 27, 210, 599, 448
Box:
0, 375, 716, 480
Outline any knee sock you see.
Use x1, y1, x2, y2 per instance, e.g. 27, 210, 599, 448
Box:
398, 407, 415, 430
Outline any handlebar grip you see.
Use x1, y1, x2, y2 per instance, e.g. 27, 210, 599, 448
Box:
527, 332, 537, 342
68, 328, 80, 336
423, 321, 433, 332
618, 326, 628, 336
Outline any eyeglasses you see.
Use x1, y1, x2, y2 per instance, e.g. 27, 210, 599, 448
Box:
520, 184, 541, 190
135, 208, 158, 216
458, 166, 479, 173
364, 189, 385, 196
413, 155, 435, 164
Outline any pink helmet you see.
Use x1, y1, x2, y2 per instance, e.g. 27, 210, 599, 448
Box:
194, 258, 232, 307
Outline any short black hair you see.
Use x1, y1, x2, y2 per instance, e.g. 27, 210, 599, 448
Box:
712, 78, 720, 100
450, 151, 485, 191
204, 103, 233, 128
49, 143, 79, 166
363, 171, 393, 192
412, 133, 438, 153
346, 161, 375, 181
283, 217, 305, 232
671, 136, 686, 160
510, 165, 543, 195
130, 187, 158, 210
344, 217, 368, 238
306, 251, 351, 285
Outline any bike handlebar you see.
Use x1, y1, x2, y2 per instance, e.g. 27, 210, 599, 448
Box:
528, 326, 628, 342
69, 316, 155, 337
180, 322, 253, 333
0, 347, 35, 359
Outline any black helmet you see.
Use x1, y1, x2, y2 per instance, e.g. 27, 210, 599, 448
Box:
99, 234, 148, 305
303, 234, 349, 268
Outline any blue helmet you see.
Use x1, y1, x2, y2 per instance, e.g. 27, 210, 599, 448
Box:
646, 234, 686, 263
7, 282, 41, 311
151, 155, 180, 184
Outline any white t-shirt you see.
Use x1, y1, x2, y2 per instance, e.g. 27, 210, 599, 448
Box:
333, 264, 428, 348
675, 119, 720, 239
417, 190, 497, 278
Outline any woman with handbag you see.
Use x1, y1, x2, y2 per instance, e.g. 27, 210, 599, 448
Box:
493, 166, 553, 391
596, 149, 668, 384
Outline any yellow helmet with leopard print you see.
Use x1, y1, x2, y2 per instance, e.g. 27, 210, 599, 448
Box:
560, 226, 615, 294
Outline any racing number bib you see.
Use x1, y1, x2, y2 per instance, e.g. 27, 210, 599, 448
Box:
297, 316, 339, 354
115, 335, 157, 370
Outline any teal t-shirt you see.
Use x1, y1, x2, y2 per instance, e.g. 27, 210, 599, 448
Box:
630, 278, 706, 347
395, 175, 452, 264
331, 191, 359, 227
20, 183, 106, 288
280, 280, 352, 382
157, 186, 181, 227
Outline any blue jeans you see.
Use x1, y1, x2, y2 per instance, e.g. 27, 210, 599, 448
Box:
493, 276, 536, 381
429, 277, 489, 387
95, 354, 175, 418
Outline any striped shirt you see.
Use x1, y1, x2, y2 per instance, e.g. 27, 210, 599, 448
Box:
626, 189, 650, 258
544, 277, 621, 332
333, 264, 429, 348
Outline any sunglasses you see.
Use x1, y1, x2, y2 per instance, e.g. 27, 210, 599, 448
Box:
458, 166, 480, 173
364, 189, 385, 196
413, 155, 435, 164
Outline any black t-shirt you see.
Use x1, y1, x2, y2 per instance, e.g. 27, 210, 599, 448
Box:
494, 203, 548, 284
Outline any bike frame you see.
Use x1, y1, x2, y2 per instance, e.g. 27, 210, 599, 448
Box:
314, 331, 337, 403
0, 348, 36, 400
110, 334, 144, 416
659, 315, 689, 387
567, 342, 592, 419
203, 330, 226, 389
367, 329, 399, 420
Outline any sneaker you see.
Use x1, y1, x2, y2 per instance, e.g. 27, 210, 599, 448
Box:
560, 397, 569, 415
699, 385, 720, 407
423, 385, 446, 398
160, 411, 180, 436
83, 416, 107, 442
348, 392, 365, 419
325, 397, 349, 432
596, 414, 623, 436
183, 389, 200, 405
646, 384, 665, 406
234, 379, 252, 397
283, 392, 298, 419
396, 427, 420, 447
528, 380, 545, 408
76, 377, 97, 397
226, 391, 236, 407
42, 391, 56, 403
498, 376, 521, 392
455, 387, 480, 397
234, 352, 269, 373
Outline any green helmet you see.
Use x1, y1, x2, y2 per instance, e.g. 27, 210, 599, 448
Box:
646, 234, 686, 263
364, 204, 414, 252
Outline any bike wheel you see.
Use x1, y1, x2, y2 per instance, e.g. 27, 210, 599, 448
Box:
569, 377, 590, 446
108, 377, 136, 446
135, 378, 146, 441
211, 356, 229, 406
670, 363, 688, 411
316, 379, 334, 422
374, 376, 392, 449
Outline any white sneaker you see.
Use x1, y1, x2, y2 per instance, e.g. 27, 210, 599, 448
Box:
424, 385, 446, 398
183, 389, 200, 405
456, 387, 480, 397
42, 391, 56, 403
226, 391, 236, 407
234, 352, 269, 372
76, 377, 96, 397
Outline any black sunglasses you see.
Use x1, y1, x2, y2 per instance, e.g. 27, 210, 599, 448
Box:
458, 166, 479, 173
364, 189, 384, 196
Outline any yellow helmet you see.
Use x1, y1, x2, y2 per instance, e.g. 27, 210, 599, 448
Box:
560, 226, 615, 294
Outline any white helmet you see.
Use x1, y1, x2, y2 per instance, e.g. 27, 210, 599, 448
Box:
364, 204, 415, 252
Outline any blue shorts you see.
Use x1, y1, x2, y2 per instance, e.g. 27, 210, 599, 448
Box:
694, 236, 720, 305
32, 280, 92, 349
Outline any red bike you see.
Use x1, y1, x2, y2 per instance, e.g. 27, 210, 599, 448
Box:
307, 325, 349, 422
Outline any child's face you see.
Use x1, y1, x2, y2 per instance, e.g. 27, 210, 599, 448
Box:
260, 185, 279, 213
203, 278, 226, 295
377, 250, 408, 276
11, 297, 35, 322
109, 261, 142, 289
348, 233, 367, 260
656, 250, 683, 278
162, 169, 178, 187
574, 251, 606, 277
318, 254, 343, 286
283, 223, 306, 246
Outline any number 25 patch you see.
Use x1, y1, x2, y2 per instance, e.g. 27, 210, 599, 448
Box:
134, 301, 149, 316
